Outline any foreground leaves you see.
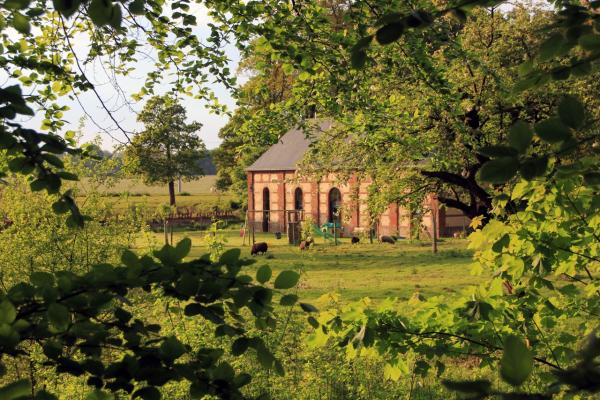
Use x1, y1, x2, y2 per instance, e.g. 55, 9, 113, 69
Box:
0, 240, 304, 399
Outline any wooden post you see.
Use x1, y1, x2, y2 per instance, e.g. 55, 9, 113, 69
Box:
170, 216, 174, 246
251, 212, 256, 245
242, 210, 248, 246
164, 219, 169, 245
431, 207, 438, 254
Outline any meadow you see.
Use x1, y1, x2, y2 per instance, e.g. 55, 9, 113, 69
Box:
139, 230, 481, 303
78, 176, 235, 213
134, 230, 489, 399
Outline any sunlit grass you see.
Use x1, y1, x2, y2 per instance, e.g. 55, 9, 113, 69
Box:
137, 229, 483, 303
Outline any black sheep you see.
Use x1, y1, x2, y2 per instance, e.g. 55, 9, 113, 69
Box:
251, 242, 268, 256
380, 235, 396, 244
351, 236, 360, 244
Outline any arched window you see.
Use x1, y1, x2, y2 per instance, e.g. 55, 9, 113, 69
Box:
262, 187, 270, 232
328, 188, 341, 223
294, 187, 303, 210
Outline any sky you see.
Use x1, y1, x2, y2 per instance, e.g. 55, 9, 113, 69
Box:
12, 4, 244, 151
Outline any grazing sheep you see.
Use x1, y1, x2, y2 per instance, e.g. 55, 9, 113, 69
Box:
380, 235, 396, 244
251, 242, 268, 256
351, 236, 360, 244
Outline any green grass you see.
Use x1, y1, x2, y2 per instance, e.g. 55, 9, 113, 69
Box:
78, 176, 234, 212
104, 193, 234, 212
88, 176, 220, 195
138, 229, 483, 303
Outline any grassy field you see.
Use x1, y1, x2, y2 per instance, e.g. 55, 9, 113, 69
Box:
78, 176, 235, 212
92, 176, 220, 195
138, 229, 483, 303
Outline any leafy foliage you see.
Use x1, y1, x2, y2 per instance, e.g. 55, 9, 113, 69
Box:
0, 238, 309, 398
123, 95, 206, 206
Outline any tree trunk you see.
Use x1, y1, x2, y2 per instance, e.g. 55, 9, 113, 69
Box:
168, 180, 176, 206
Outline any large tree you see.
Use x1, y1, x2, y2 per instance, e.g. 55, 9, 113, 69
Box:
213, 53, 303, 203
123, 95, 205, 206
220, 1, 600, 220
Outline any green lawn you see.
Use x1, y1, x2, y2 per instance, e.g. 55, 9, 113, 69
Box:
138, 230, 483, 303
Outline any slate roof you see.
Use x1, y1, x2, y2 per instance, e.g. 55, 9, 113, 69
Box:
246, 120, 333, 172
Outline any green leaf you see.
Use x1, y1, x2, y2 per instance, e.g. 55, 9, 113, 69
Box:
299, 302, 318, 313
307, 316, 319, 328
350, 50, 367, 69
231, 337, 249, 356
500, 335, 533, 386
0, 300, 17, 324
128, 0, 144, 14
42, 154, 64, 168
219, 248, 240, 265
0, 380, 31, 400
478, 157, 519, 184
30, 271, 55, 288
160, 336, 186, 361
183, 303, 203, 316
508, 121, 534, 154
558, 95, 584, 129
52, 200, 70, 214
12, 12, 30, 34
519, 156, 548, 181
280, 294, 298, 306
579, 34, 600, 51
53, 0, 81, 17
173, 238, 192, 261
4, 0, 31, 10
8, 157, 31, 173
256, 265, 272, 284
478, 145, 518, 158
256, 346, 274, 369
121, 249, 139, 268
109, 4, 122, 29
571, 61, 592, 77
47, 303, 70, 332
273, 270, 300, 289
535, 118, 572, 143
88, 0, 112, 26
57, 171, 78, 181
352, 35, 373, 52
375, 22, 404, 45
30, 179, 47, 192
583, 172, 600, 186
175, 273, 199, 296
538, 33, 564, 62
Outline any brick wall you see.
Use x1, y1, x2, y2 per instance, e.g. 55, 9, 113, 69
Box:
247, 170, 470, 237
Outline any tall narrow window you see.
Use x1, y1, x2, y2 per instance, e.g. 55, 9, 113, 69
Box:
328, 188, 341, 223
262, 187, 270, 232
294, 187, 303, 210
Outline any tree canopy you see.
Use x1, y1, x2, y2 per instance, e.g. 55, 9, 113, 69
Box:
123, 95, 205, 206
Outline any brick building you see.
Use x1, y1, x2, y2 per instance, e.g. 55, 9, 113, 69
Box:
246, 122, 469, 239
